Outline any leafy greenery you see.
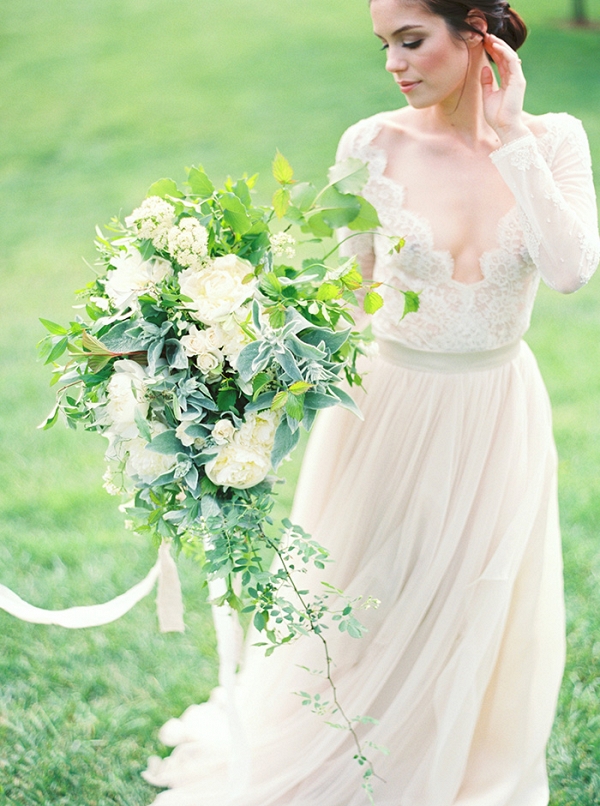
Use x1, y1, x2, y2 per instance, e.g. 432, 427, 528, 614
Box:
0, 0, 599, 804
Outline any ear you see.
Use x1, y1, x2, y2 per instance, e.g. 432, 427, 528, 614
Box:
464, 9, 488, 45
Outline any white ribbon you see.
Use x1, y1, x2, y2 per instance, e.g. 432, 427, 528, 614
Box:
208, 577, 250, 796
0, 541, 184, 632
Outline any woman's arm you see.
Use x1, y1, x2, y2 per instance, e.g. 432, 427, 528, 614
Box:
490, 118, 600, 293
481, 34, 600, 293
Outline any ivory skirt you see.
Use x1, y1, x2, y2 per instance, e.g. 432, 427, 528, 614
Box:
145, 338, 566, 806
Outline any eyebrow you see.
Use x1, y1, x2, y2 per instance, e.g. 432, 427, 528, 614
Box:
374, 24, 425, 40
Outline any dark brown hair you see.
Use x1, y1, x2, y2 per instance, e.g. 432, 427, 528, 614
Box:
417, 1, 528, 50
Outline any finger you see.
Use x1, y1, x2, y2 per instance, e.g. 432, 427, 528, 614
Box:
488, 35, 523, 76
480, 64, 494, 94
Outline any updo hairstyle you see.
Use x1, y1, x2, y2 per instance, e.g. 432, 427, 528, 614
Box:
417, 1, 528, 51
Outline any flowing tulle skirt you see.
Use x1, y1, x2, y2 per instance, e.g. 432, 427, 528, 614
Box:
145, 339, 566, 806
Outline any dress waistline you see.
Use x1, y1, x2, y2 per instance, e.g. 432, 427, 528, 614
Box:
377, 338, 522, 373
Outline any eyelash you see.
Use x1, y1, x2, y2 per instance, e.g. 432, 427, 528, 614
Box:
380, 39, 424, 51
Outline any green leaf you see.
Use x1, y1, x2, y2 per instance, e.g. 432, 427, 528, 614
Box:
39, 318, 67, 336
88, 354, 112, 373
340, 267, 363, 291
252, 372, 271, 399
135, 409, 152, 442
187, 166, 215, 197
288, 380, 312, 395
290, 182, 318, 212
37, 402, 60, 430
272, 187, 290, 219
217, 388, 238, 412
146, 429, 182, 455
45, 337, 69, 364
234, 179, 252, 207
272, 150, 294, 185
268, 307, 286, 329
221, 193, 252, 235
316, 282, 341, 302
347, 196, 381, 231
271, 390, 289, 411
391, 236, 405, 253
402, 290, 421, 319
328, 157, 369, 195
271, 416, 301, 468
364, 291, 384, 315
285, 393, 304, 421
304, 212, 333, 238
318, 186, 361, 229
146, 178, 184, 200
253, 610, 267, 631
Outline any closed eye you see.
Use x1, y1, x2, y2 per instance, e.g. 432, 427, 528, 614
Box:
403, 39, 423, 49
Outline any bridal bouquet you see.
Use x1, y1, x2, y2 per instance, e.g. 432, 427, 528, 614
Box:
38, 153, 416, 635
38, 154, 416, 796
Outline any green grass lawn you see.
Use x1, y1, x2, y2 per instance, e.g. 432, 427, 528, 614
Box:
0, 0, 599, 803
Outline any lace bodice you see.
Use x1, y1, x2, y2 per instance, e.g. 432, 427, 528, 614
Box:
337, 112, 600, 352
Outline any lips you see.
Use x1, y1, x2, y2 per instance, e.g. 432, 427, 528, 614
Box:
398, 81, 421, 93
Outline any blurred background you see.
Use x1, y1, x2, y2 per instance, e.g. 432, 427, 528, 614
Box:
0, 0, 599, 803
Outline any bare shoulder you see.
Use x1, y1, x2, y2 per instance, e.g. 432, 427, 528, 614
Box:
372, 107, 420, 149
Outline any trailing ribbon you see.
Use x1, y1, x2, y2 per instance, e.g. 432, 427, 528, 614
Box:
0, 541, 184, 632
208, 577, 250, 796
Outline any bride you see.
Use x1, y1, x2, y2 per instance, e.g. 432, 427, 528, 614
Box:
144, 1, 600, 804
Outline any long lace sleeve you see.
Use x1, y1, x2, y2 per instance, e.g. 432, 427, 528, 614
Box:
490, 115, 600, 294
334, 125, 376, 284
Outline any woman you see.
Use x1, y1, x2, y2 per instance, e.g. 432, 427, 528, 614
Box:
145, 1, 600, 804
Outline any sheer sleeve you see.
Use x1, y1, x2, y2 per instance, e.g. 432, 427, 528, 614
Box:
490, 115, 600, 294
334, 126, 376, 284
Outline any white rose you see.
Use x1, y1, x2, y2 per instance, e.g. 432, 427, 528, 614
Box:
212, 419, 236, 445
237, 410, 280, 452
175, 421, 196, 448
196, 352, 222, 375
105, 247, 173, 310
104, 359, 148, 438
180, 325, 224, 358
205, 444, 271, 490
125, 424, 178, 483
179, 255, 256, 325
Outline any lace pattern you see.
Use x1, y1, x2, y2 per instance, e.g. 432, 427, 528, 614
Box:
336, 112, 600, 352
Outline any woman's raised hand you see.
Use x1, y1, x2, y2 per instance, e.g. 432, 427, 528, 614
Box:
481, 34, 529, 144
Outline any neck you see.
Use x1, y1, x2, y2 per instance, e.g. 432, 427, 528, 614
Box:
420, 48, 498, 145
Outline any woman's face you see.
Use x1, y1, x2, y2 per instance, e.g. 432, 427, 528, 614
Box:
370, 0, 471, 109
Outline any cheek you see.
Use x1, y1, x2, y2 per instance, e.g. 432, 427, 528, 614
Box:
418, 40, 466, 79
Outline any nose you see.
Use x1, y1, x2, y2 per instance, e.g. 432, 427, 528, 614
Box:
385, 49, 409, 74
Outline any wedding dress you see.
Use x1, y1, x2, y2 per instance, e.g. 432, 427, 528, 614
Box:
144, 112, 600, 806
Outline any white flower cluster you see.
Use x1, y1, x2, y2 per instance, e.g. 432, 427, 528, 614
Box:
181, 324, 223, 375
168, 217, 209, 270
179, 254, 256, 326
180, 317, 251, 376
125, 196, 177, 251
206, 410, 280, 489
102, 360, 177, 484
105, 247, 173, 311
270, 231, 296, 260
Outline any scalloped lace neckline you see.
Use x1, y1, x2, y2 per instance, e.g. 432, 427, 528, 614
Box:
362, 115, 521, 288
